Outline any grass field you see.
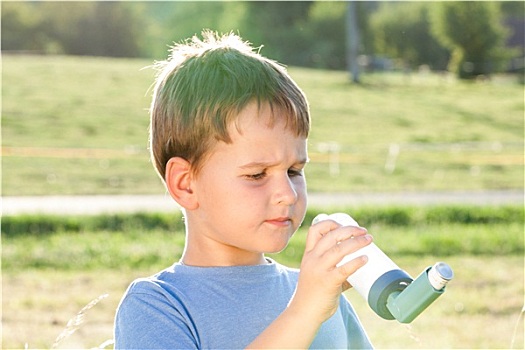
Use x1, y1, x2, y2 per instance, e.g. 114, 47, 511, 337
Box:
3, 256, 523, 349
2, 54, 523, 349
2, 206, 524, 349
2, 54, 523, 195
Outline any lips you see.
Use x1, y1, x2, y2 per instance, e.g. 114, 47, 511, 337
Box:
265, 217, 292, 227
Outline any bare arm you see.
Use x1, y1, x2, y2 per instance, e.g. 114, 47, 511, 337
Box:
246, 221, 372, 349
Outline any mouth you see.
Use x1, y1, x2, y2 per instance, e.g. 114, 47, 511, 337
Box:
265, 217, 293, 227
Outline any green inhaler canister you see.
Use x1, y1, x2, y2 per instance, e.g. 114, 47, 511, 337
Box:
312, 213, 454, 323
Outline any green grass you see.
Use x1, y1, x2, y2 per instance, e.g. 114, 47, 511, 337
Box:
2, 206, 524, 348
3, 206, 523, 270
2, 53, 523, 348
3, 258, 523, 349
2, 55, 523, 195
348, 255, 524, 349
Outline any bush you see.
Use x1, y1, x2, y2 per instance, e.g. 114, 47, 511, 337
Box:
424, 205, 523, 224
1, 212, 185, 236
3, 206, 522, 237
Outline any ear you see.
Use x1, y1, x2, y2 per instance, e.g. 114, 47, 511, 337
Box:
165, 157, 198, 210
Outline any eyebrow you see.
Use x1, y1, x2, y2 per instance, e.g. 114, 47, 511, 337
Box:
239, 157, 310, 169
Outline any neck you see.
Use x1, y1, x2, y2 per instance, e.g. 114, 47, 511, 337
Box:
180, 251, 268, 267
181, 231, 268, 267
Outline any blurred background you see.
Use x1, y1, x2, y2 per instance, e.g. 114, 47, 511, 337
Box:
2, 1, 524, 75
2, 1, 524, 349
2, 1, 524, 196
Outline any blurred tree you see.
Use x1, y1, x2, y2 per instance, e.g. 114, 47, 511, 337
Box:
38, 2, 96, 55
2, 1, 144, 57
240, 1, 313, 65
55, 2, 143, 57
306, 1, 346, 69
163, 2, 232, 43
500, 1, 525, 19
283, 1, 374, 70
430, 2, 511, 78
4, 0, 517, 78
1, 2, 48, 52
370, 2, 449, 70
147, 2, 247, 59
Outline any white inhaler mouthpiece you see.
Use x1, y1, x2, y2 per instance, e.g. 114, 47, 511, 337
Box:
312, 213, 413, 320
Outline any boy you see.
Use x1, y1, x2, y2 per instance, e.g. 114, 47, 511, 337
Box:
115, 31, 373, 349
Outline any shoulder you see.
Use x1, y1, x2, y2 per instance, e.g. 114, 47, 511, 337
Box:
122, 266, 178, 298
116, 264, 193, 323
115, 266, 200, 349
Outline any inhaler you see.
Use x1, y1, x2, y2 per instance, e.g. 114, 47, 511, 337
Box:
313, 213, 453, 323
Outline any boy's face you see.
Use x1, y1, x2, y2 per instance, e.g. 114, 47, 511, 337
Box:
187, 101, 308, 265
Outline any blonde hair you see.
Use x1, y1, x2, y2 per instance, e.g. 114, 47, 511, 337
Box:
149, 30, 310, 182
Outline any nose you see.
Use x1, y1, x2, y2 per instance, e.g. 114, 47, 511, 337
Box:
273, 173, 298, 206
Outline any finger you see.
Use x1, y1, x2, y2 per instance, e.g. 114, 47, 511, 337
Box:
304, 219, 340, 252
337, 254, 369, 281
321, 233, 372, 268
314, 225, 368, 255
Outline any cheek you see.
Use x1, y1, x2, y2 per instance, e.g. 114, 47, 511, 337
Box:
202, 178, 262, 215
295, 179, 308, 213
294, 176, 307, 197
234, 185, 268, 211
297, 189, 308, 214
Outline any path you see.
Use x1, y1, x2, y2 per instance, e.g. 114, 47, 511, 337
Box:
2, 190, 522, 216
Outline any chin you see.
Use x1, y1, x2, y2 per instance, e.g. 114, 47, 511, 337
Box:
263, 239, 291, 254
257, 228, 295, 253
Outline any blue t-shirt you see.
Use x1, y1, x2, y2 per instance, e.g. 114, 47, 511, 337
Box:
114, 259, 373, 349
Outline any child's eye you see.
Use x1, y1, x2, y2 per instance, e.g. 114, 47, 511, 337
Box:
245, 171, 267, 181
288, 168, 303, 177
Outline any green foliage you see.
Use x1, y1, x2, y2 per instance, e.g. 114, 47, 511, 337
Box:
2, 212, 185, 237
303, 207, 414, 228
1, 2, 43, 51
500, 1, 525, 19
430, 2, 511, 78
3, 206, 523, 269
4, 206, 522, 237
239, 1, 313, 66
370, 2, 449, 70
2, 2, 144, 57
305, 205, 523, 227
2, 1, 520, 76
305, 1, 347, 69
2, 206, 523, 271
1, 215, 82, 236
423, 205, 524, 225
161, 2, 242, 46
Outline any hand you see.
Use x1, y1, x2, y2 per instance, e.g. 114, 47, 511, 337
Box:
246, 220, 372, 349
290, 219, 372, 324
